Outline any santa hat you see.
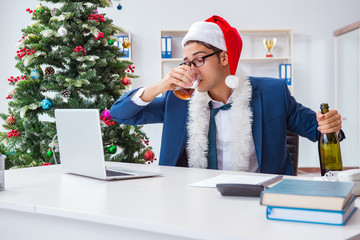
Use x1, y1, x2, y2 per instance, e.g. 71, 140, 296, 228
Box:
181, 15, 243, 89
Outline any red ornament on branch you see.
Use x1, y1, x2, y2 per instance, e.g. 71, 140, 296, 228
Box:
6, 115, 16, 126
144, 149, 155, 163
122, 76, 131, 85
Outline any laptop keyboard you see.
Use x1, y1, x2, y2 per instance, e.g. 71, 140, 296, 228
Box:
106, 169, 133, 177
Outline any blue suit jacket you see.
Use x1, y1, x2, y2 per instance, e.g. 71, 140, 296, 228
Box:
110, 77, 320, 175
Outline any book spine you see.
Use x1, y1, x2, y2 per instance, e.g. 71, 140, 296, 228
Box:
266, 206, 357, 226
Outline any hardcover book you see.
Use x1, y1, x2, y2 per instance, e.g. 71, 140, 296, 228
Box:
266, 194, 357, 225
260, 179, 355, 210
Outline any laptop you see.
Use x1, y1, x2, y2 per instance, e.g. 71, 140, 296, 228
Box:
54, 109, 161, 180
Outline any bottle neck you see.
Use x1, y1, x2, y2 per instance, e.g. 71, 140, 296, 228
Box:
320, 104, 329, 114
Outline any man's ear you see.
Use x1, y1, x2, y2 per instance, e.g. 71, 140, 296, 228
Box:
220, 51, 229, 66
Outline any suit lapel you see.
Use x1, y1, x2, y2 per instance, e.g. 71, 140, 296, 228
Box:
251, 90, 263, 169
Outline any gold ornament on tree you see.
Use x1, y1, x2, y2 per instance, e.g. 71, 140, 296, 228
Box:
122, 39, 131, 49
35, 3, 44, 14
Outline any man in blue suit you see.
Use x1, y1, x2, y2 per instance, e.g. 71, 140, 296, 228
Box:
110, 16, 342, 175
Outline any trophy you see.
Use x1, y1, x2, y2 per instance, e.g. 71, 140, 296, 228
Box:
263, 38, 277, 57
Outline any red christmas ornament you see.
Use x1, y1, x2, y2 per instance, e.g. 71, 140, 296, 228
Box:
122, 76, 131, 85
42, 162, 52, 166
6, 115, 16, 126
144, 149, 155, 162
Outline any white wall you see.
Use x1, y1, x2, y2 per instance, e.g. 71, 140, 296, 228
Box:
1, 0, 360, 167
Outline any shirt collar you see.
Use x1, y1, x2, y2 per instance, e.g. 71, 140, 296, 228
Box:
206, 91, 234, 109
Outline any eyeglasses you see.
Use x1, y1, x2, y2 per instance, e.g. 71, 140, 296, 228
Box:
180, 50, 222, 68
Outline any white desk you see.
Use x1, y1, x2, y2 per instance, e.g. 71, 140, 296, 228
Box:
0, 163, 359, 240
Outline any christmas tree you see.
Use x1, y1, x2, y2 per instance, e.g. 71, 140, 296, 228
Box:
0, 0, 155, 169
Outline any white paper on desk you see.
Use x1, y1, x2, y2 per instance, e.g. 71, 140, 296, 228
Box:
188, 174, 282, 188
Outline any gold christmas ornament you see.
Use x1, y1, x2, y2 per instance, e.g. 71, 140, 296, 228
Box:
35, 3, 44, 14
122, 39, 131, 49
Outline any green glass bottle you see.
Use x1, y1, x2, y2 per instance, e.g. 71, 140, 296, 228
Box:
318, 103, 343, 176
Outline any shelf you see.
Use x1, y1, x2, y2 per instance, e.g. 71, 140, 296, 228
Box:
238, 29, 292, 34
240, 57, 292, 62
160, 29, 294, 94
161, 58, 183, 62
115, 30, 132, 61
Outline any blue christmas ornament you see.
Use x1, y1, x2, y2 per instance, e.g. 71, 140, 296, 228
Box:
117, 4, 122, 10
41, 99, 53, 110
30, 70, 40, 80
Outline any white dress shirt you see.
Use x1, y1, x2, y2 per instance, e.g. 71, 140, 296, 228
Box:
130, 88, 259, 172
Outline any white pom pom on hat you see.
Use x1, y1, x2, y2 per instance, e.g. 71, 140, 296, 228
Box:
182, 15, 243, 89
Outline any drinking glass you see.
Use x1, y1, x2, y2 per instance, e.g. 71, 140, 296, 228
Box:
173, 73, 199, 100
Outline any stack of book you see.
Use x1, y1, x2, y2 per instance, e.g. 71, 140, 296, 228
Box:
260, 179, 357, 225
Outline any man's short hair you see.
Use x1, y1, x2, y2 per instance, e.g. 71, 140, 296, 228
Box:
184, 40, 222, 60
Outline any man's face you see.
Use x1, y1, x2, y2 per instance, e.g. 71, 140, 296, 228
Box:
183, 43, 226, 93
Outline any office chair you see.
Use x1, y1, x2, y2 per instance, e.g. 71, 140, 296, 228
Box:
286, 131, 299, 176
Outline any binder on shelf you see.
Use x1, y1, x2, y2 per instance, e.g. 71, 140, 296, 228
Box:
166, 37, 172, 58
279, 64, 291, 85
161, 37, 167, 58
